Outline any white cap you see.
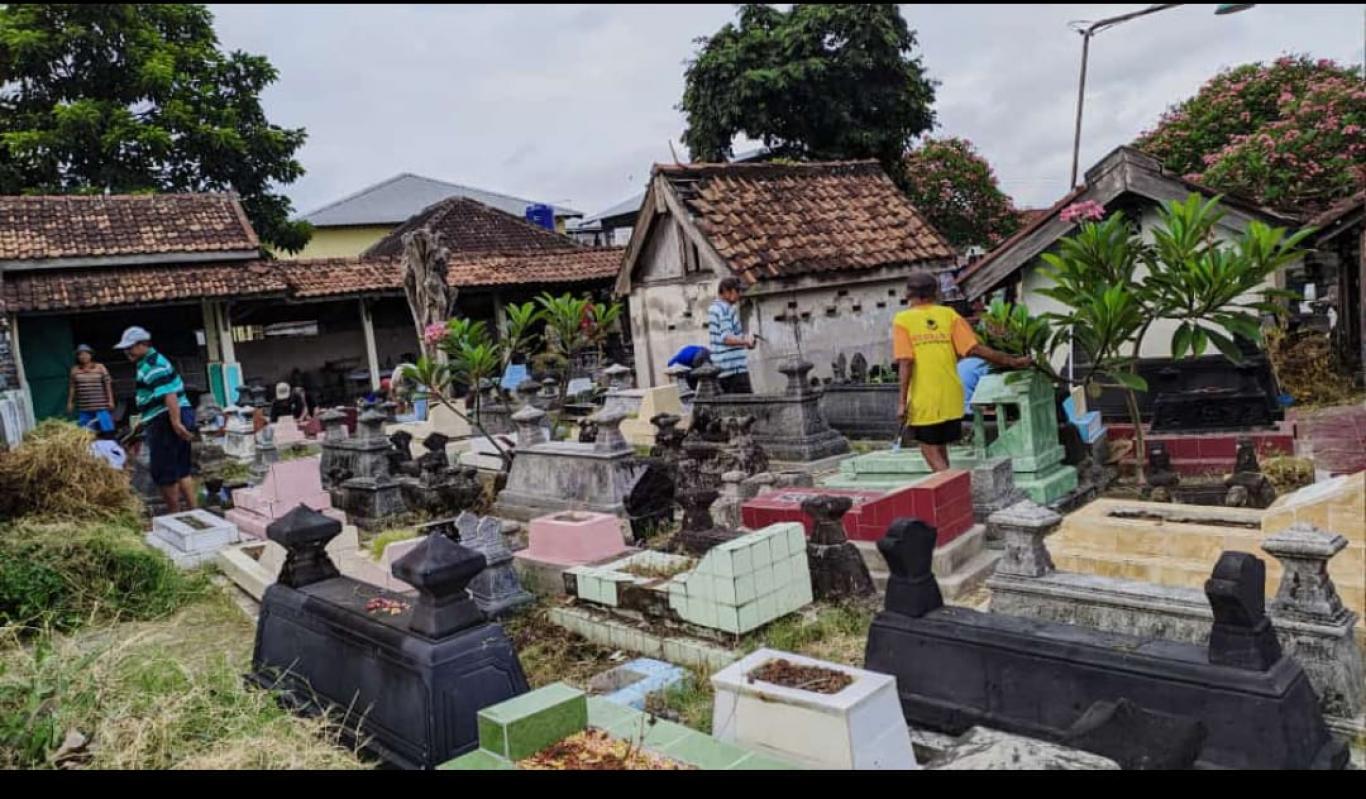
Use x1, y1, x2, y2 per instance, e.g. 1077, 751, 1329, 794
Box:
114, 326, 152, 350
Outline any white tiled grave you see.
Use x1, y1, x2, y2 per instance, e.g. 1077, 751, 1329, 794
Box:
146, 509, 240, 568
711, 648, 918, 771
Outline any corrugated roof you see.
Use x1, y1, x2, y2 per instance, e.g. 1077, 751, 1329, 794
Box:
0, 193, 258, 263
362, 196, 582, 258
299, 173, 581, 227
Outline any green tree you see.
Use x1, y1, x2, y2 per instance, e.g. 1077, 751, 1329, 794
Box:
1137, 55, 1365, 215
0, 4, 311, 252
901, 137, 1021, 249
679, 4, 936, 184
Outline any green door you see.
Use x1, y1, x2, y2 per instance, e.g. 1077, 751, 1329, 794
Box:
18, 316, 74, 422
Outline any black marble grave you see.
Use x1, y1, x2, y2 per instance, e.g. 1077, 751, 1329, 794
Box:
249, 504, 529, 769
863, 518, 1348, 770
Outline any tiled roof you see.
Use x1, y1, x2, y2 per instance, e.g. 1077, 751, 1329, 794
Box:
272, 248, 624, 300
363, 196, 583, 258
299, 173, 580, 227
2, 262, 286, 313
0, 193, 258, 262
657, 160, 953, 283
1307, 190, 1365, 228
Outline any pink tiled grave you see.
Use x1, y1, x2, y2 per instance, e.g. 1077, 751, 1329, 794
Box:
272, 416, 307, 445
517, 512, 631, 566
741, 470, 973, 547
226, 456, 345, 539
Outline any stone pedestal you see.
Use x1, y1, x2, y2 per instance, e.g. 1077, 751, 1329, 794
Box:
454, 512, 533, 619
250, 507, 530, 769
990, 500, 1060, 579
334, 408, 406, 531
690, 361, 849, 463
223, 404, 256, 463
145, 510, 240, 568
802, 495, 874, 601
492, 408, 642, 522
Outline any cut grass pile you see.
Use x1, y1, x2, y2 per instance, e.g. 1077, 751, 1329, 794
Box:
0, 591, 370, 769
0, 420, 141, 524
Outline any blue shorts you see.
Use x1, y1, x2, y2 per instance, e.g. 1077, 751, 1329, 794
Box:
78, 409, 114, 432
144, 407, 196, 487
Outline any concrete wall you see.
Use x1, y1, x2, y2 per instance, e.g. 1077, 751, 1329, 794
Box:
284, 225, 394, 260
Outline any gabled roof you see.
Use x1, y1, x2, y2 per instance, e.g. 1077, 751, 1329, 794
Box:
618, 160, 953, 293
1305, 190, 1364, 244
0, 193, 259, 268
362, 196, 582, 258
2, 262, 286, 313
957, 146, 1300, 300
299, 173, 581, 227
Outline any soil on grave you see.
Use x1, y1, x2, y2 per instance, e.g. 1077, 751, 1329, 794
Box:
619, 559, 695, 581
746, 658, 853, 694
517, 728, 692, 770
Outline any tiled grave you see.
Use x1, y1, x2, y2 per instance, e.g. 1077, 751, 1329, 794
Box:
1107, 421, 1296, 477
441, 683, 797, 770
711, 648, 917, 770
145, 509, 240, 568
587, 658, 688, 711
225, 456, 345, 539
614, 385, 686, 448
215, 522, 396, 600
742, 472, 972, 544
512, 511, 633, 596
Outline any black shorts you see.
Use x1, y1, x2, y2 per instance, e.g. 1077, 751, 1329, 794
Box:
145, 406, 196, 487
902, 419, 962, 447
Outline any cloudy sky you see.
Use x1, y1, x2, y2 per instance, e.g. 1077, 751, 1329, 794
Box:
209, 4, 1365, 218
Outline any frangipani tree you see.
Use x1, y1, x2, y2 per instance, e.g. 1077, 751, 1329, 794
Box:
978, 193, 1309, 480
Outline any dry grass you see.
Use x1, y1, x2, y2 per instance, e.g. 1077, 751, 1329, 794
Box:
502, 602, 621, 689
1262, 455, 1316, 493
0, 590, 370, 770
0, 420, 141, 524
1266, 327, 1364, 410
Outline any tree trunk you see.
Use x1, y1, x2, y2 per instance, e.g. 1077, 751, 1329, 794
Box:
401, 227, 454, 361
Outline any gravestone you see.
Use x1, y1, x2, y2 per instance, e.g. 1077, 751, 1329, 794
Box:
318, 408, 351, 490
863, 518, 1349, 770
1224, 436, 1276, 508
223, 401, 256, 463
249, 424, 279, 484
250, 505, 529, 769
690, 361, 849, 463
1061, 699, 1206, 770
801, 495, 874, 601
333, 407, 406, 530
454, 511, 534, 618
669, 458, 739, 555
145, 509, 240, 568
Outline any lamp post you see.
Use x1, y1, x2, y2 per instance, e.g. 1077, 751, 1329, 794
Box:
1068, 4, 1256, 189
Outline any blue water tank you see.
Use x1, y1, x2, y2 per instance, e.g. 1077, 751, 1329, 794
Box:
524, 203, 554, 231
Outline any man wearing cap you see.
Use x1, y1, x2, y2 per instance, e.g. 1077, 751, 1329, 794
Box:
893, 272, 1031, 471
115, 326, 197, 512
708, 276, 757, 394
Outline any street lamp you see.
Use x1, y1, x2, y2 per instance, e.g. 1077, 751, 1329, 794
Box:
1068, 4, 1256, 188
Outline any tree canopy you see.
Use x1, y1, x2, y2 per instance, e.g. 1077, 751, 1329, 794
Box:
679, 4, 936, 184
1137, 55, 1366, 215
0, 4, 311, 252
901, 137, 1021, 250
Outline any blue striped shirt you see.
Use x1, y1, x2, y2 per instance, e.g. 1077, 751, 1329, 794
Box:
707, 299, 748, 378
134, 347, 190, 422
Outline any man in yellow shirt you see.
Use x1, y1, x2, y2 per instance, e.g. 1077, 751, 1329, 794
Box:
893, 272, 1031, 471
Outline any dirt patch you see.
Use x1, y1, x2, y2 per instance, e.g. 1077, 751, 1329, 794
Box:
518, 728, 692, 770
1106, 509, 1259, 529
620, 559, 695, 581
747, 658, 853, 694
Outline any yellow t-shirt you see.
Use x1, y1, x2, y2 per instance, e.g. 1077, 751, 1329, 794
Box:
892, 304, 980, 427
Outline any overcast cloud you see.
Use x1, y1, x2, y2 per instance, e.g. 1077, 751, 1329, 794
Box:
208, 3, 1366, 218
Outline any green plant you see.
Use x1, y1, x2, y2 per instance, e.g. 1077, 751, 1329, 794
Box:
369, 529, 418, 561
901, 137, 1022, 249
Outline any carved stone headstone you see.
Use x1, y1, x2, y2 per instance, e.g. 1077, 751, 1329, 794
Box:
1144, 442, 1180, 492
802, 495, 874, 600
604, 363, 633, 391
590, 407, 629, 453
453, 512, 533, 619
831, 354, 848, 385
877, 518, 944, 618
389, 430, 417, 476
1224, 436, 1276, 509
268, 503, 342, 588
391, 527, 486, 638
1204, 552, 1282, 671
668, 458, 738, 555
849, 353, 868, 385
512, 405, 548, 448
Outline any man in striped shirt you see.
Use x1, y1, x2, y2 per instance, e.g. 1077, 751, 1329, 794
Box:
707, 277, 757, 393
116, 326, 197, 512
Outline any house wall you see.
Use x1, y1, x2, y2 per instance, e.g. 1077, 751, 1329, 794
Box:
1017, 204, 1290, 371
627, 211, 930, 393
283, 225, 394, 260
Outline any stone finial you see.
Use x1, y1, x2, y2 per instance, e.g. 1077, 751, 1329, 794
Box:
691, 363, 722, 399
801, 495, 854, 546
515, 377, 541, 408
1261, 523, 1351, 624
357, 408, 387, 442
391, 532, 487, 638
589, 407, 629, 453
512, 405, 548, 448
538, 376, 559, 400
321, 408, 348, 440
849, 353, 868, 385
1145, 442, 1179, 490
267, 504, 342, 588
778, 358, 815, 396
665, 363, 692, 383
389, 430, 414, 460
604, 363, 633, 391
878, 518, 944, 618
990, 499, 1060, 578
1204, 552, 1283, 671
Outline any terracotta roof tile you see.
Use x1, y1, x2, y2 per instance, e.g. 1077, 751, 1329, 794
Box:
656, 160, 953, 284
0, 193, 259, 262
363, 196, 583, 258
2, 262, 286, 313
